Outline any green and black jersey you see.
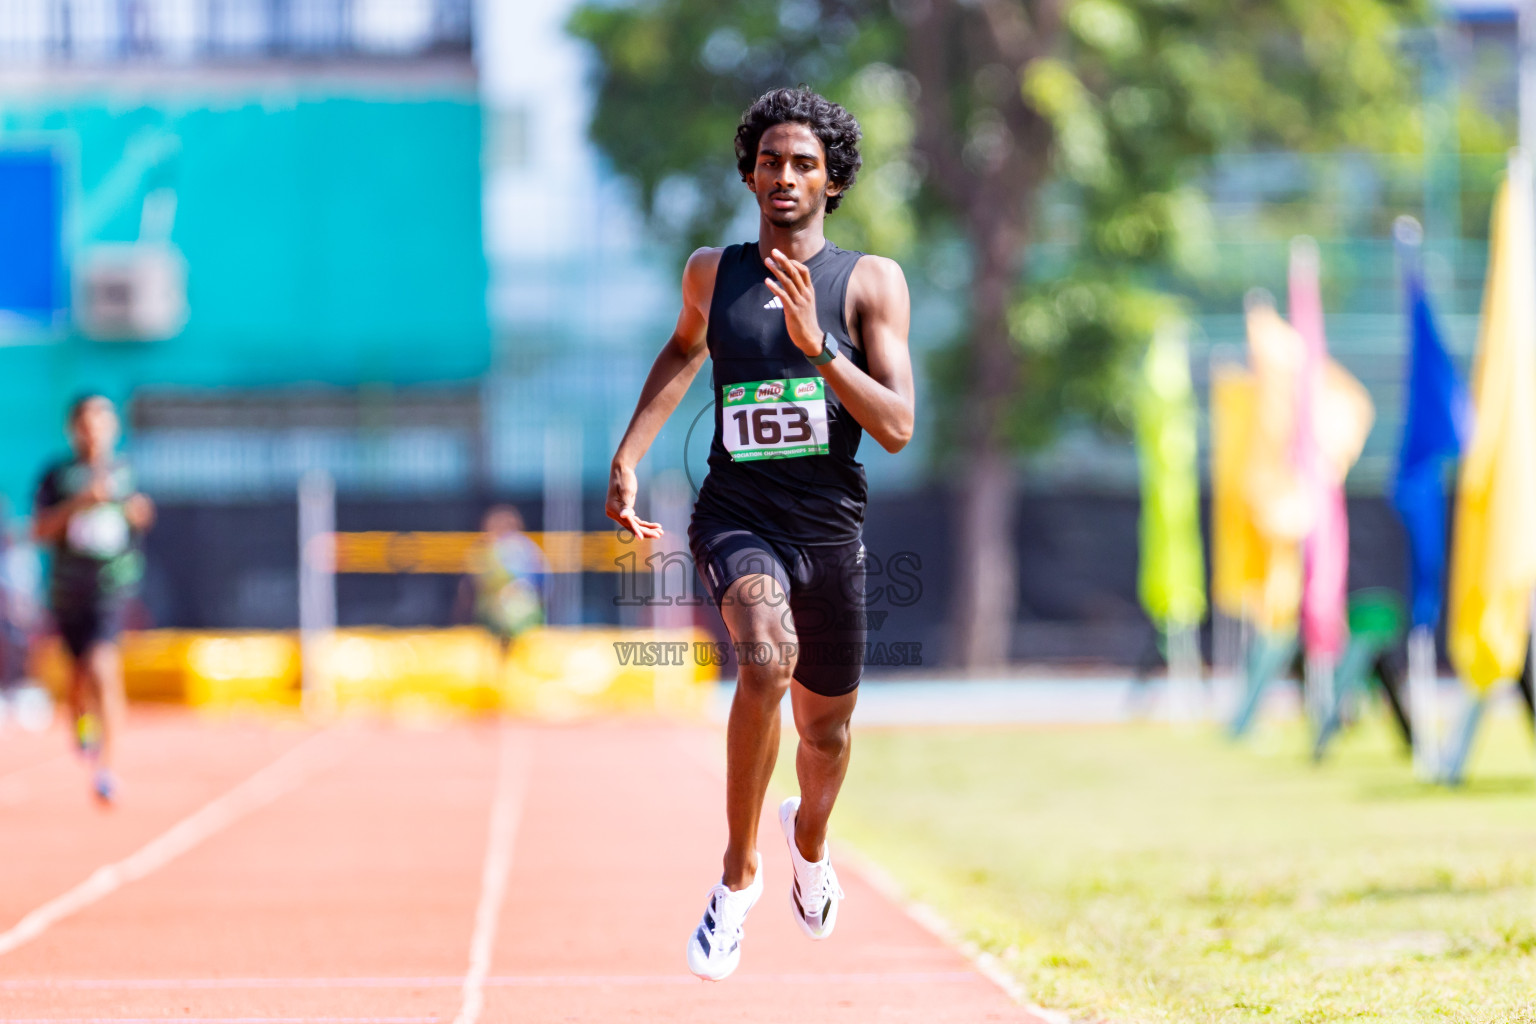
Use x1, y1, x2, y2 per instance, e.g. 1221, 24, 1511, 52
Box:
34, 458, 145, 613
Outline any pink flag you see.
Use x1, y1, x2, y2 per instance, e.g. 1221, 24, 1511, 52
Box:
1289, 238, 1349, 658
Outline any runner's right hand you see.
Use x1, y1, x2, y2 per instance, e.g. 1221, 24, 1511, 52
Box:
606, 462, 665, 539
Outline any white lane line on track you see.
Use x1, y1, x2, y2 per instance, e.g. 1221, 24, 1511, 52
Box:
451, 725, 530, 1024
0, 731, 342, 959
0, 971, 982, 990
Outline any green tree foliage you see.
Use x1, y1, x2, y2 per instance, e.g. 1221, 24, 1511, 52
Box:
570, 0, 1432, 666
567, 0, 913, 256
970, 0, 1427, 444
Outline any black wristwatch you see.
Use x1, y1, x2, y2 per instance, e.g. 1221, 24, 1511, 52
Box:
808, 332, 840, 366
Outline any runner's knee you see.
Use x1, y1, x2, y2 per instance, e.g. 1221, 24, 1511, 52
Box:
800, 715, 850, 760
737, 651, 793, 705
725, 598, 798, 697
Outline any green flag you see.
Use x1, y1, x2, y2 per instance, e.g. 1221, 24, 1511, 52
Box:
1137, 323, 1208, 630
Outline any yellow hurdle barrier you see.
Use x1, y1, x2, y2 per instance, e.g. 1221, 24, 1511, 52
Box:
313, 627, 504, 716
501, 627, 713, 720
31, 631, 302, 707
30, 626, 717, 719
330, 530, 651, 574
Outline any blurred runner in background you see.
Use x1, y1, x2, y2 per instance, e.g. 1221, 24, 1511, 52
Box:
464, 504, 548, 650
32, 396, 155, 804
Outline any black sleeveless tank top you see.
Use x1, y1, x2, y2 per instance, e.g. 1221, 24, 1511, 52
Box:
693, 240, 868, 545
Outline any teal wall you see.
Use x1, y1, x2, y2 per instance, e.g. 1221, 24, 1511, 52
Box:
0, 90, 489, 508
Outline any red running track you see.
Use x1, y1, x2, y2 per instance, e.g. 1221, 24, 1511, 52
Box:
0, 710, 1048, 1023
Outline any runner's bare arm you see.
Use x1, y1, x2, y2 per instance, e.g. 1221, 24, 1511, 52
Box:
763, 249, 914, 453
33, 500, 75, 543
606, 248, 721, 538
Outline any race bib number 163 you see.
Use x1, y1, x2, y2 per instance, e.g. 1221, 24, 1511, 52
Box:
722, 377, 830, 461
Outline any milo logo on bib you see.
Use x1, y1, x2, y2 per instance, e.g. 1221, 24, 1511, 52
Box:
722, 377, 831, 462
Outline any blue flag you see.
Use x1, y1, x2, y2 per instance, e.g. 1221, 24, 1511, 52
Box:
1392, 264, 1471, 628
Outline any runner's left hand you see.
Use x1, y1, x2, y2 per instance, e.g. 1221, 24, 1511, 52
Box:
765, 249, 822, 357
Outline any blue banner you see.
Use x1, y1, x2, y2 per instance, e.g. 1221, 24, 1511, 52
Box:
1392, 263, 1470, 628
0, 148, 65, 328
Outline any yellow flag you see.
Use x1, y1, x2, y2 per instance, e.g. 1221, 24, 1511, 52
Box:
1241, 304, 1308, 631
1447, 161, 1536, 692
1210, 365, 1260, 619
1213, 304, 1375, 634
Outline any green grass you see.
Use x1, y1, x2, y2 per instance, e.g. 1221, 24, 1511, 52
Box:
799, 706, 1536, 1023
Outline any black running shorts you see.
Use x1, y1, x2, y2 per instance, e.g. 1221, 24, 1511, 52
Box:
54, 602, 126, 660
688, 517, 866, 698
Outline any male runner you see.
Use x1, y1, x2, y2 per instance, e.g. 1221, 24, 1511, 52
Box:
605, 87, 913, 980
33, 395, 155, 803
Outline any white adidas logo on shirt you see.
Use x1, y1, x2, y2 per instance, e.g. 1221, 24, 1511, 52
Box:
763, 295, 784, 310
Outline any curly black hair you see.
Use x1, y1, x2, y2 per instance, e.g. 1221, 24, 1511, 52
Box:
734, 87, 862, 213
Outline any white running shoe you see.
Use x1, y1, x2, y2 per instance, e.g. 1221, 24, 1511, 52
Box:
685, 853, 763, 981
779, 796, 844, 940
